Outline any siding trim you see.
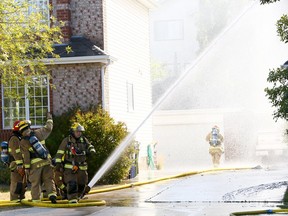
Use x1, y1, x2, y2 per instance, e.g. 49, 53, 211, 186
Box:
43, 55, 116, 65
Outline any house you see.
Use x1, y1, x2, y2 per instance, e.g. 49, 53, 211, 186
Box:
0, 0, 156, 164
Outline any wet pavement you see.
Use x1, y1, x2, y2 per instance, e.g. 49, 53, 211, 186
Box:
1, 164, 288, 216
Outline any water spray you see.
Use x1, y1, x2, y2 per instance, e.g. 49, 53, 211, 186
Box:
80, 1, 257, 199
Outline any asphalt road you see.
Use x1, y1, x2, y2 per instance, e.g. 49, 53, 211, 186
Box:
1, 165, 288, 216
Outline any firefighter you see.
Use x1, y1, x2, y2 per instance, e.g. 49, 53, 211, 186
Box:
52, 158, 67, 199
7, 120, 26, 202
19, 113, 57, 203
54, 123, 96, 203
205, 125, 224, 168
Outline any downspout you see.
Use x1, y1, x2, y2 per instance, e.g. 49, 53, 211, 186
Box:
101, 59, 111, 111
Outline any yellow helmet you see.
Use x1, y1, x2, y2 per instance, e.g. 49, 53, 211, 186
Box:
71, 123, 85, 132
18, 120, 31, 132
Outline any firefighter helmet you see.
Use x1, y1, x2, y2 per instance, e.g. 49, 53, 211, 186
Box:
18, 120, 31, 132
13, 120, 21, 132
71, 123, 85, 132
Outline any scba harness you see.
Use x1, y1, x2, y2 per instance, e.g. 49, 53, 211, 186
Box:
27, 132, 49, 159
1, 141, 9, 165
209, 128, 221, 146
65, 136, 88, 173
0, 134, 22, 165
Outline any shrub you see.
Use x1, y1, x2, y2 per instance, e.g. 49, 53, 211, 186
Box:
46, 108, 78, 156
0, 163, 10, 186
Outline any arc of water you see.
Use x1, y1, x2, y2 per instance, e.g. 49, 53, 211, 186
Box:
86, 1, 256, 191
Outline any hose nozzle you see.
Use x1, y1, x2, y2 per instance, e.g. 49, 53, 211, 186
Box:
79, 185, 91, 200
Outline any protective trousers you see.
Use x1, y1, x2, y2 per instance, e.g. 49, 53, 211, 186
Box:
63, 168, 88, 201
10, 170, 26, 201
28, 164, 56, 200
209, 146, 224, 168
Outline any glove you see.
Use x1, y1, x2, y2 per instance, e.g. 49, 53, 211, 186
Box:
47, 112, 53, 120
72, 165, 79, 173
55, 163, 63, 172
17, 165, 25, 177
88, 148, 96, 156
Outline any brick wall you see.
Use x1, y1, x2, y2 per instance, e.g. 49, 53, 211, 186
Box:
69, 0, 104, 48
52, 0, 72, 42
51, 63, 102, 115
51, 0, 105, 48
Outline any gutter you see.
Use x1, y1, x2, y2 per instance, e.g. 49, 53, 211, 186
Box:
101, 58, 112, 111
43, 55, 116, 65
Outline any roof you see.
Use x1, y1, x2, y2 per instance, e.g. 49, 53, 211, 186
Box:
50, 36, 106, 58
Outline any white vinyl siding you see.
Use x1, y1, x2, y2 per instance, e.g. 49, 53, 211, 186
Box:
105, 0, 153, 156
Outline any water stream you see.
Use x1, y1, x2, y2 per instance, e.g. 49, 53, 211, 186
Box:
88, 0, 288, 188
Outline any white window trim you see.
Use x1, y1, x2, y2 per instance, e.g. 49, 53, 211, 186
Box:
127, 82, 135, 112
1, 75, 50, 130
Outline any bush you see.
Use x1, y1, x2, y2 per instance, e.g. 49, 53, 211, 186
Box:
46, 106, 137, 185
46, 108, 78, 156
0, 163, 10, 186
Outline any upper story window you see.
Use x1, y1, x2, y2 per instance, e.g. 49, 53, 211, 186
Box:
154, 20, 184, 41
16, 0, 49, 23
1, 76, 50, 129
28, 0, 50, 23
127, 82, 134, 112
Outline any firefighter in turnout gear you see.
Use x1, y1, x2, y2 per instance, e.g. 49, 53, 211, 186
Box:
7, 120, 26, 201
55, 123, 96, 203
19, 113, 57, 203
205, 125, 224, 168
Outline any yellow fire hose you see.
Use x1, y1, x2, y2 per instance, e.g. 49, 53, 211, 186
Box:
1, 165, 286, 214
20, 199, 106, 208
230, 209, 288, 215
0, 200, 21, 207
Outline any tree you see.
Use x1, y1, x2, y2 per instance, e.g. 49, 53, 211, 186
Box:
263, 0, 288, 121
260, 0, 288, 43
0, 0, 62, 96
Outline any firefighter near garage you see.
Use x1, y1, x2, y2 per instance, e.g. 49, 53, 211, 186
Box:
205, 125, 224, 168
54, 123, 96, 203
19, 113, 57, 203
0, 121, 26, 201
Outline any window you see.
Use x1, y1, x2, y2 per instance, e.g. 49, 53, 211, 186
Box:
28, 0, 49, 23
16, 0, 49, 23
154, 20, 184, 41
127, 83, 134, 112
2, 76, 50, 129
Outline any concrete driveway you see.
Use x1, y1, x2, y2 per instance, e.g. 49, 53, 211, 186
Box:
1, 165, 288, 216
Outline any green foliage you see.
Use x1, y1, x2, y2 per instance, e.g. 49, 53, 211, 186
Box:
46, 108, 78, 156
265, 67, 288, 121
72, 108, 136, 184
195, 0, 251, 54
277, 15, 288, 43
260, 0, 288, 44
0, 0, 62, 96
150, 59, 168, 81
0, 163, 10, 186
260, 0, 281, 4
262, 0, 288, 122
46, 106, 137, 185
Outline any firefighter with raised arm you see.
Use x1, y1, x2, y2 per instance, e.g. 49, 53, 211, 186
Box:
205, 125, 224, 168
1, 121, 26, 201
54, 123, 96, 203
19, 113, 57, 203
